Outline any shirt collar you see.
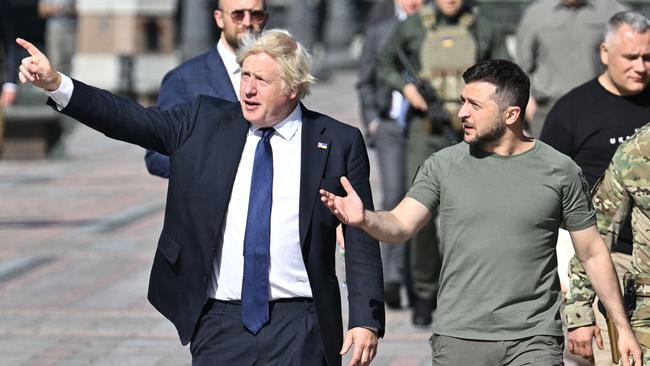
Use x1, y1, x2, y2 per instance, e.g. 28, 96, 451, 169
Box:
217, 39, 241, 76
249, 104, 302, 141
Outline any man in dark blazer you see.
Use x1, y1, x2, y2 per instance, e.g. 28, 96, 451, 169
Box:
145, 0, 268, 178
17, 29, 384, 366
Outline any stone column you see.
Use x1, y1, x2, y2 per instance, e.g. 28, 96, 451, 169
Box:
180, 0, 213, 61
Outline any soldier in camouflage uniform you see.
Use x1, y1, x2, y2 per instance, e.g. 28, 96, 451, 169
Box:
375, 0, 508, 326
565, 123, 650, 364
554, 11, 650, 365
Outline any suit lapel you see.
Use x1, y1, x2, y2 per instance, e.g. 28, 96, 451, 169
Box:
212, 106, 249, 237
299, 106, 331, 247
205, 46, 238, 101
208, 103, 329, 247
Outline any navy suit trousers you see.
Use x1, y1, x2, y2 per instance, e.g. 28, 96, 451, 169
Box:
190, 299, 328, 366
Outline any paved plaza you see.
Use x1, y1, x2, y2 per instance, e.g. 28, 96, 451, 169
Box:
0, 70, 433, 365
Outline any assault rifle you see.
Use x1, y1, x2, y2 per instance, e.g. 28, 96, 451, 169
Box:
396, 49, 459, 145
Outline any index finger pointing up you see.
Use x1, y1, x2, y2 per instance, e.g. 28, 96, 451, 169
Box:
16, 38, 42, 57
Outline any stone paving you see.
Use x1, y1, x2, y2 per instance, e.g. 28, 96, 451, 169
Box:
0, 69, 434, 366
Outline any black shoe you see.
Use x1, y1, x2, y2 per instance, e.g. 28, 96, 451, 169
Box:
384, 283, 401, 309
412, 298, 433, 327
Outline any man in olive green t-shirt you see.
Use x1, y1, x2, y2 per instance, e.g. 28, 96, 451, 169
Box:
320, 59, 641, 365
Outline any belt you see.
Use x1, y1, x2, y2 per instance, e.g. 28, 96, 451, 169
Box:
207, 297, 313, 305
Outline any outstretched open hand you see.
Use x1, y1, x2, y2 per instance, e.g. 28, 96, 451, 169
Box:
15, 38, 61, 91
319, 176, 365, 227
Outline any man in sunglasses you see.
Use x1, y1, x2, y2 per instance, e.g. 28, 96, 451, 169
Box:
144, 0, 268, 178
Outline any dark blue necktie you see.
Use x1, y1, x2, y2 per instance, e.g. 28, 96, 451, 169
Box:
241, 127, 274, 334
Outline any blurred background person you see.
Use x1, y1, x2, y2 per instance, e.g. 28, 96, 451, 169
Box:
0, 0, 45, 107
376, 0, 509, 327
357, 0, 425, 310
516, 0, 627, 138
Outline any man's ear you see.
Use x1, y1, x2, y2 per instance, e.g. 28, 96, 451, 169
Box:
600, 42, 609, 67
214, 9, 224, 30
504, 106, 521, 126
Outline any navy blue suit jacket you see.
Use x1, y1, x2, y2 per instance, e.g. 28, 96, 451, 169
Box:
145, 46, 238, 178
52, 80, 385, 366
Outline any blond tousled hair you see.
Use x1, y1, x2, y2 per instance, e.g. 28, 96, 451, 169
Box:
237, 29, 316, 99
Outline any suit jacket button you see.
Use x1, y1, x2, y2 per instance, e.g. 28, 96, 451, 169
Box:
201, 275, 208, 282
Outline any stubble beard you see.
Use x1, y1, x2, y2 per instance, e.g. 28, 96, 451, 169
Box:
468, 117, 507, 149
225, 27, 256, 51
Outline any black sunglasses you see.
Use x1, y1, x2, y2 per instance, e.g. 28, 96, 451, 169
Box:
220, 9, 268, 24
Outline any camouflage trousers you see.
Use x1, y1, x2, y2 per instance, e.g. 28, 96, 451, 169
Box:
631, 300, 650, 335
626, 295, 650, 365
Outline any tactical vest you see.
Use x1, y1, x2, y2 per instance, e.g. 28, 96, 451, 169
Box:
418, 6, 477, 131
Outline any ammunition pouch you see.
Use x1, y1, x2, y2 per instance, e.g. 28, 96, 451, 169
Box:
416, 5, 476, 142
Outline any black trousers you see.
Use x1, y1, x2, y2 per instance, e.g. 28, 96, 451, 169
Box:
190, 298, 328, 366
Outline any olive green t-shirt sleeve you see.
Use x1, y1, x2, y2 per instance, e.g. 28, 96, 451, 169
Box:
406, 154, 441, 213
562, 166, 597, 231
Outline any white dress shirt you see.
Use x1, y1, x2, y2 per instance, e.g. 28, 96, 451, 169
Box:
212, 105, 311, 300
217, 39, 241, 100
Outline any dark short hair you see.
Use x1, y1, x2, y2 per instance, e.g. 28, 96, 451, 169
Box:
462, 59, 530, 115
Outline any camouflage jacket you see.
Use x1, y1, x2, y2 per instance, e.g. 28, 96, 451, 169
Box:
565, 123, 650, 328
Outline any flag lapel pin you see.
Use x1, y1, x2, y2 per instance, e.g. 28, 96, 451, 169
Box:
317, 142, 328, 150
